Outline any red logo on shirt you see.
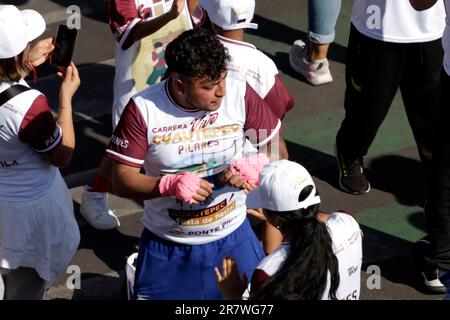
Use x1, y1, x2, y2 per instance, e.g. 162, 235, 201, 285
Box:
190, 112, 219, 131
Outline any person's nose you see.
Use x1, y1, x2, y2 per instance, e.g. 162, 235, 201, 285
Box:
215, 80, 226, 98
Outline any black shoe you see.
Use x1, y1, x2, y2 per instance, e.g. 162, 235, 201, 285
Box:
421, 269, 447, 293
413, 237, 448, 293
335, 143, 370, 195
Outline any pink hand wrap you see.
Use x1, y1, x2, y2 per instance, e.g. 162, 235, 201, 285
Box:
230, 153, 270, 185
159, 172, 201, 204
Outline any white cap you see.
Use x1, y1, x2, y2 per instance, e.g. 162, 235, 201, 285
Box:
200, 0, 258, 31
0, 5, 46, 59
246, 160, 321, 212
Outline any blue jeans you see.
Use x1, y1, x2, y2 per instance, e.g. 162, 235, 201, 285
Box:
308, 0, 341, 44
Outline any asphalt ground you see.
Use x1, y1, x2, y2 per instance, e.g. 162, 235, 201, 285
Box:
2, 0, 447, 300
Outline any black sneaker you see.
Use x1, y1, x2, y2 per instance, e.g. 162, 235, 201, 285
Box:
335, 143, 370, 195
421, 269, 447, 293
413, 237, 448, 293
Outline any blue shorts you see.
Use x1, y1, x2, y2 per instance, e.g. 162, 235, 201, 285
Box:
133, 218, 264, 300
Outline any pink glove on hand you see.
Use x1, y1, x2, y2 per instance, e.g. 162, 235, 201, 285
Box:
230, 153, 270, 185
159, 172, 201, 204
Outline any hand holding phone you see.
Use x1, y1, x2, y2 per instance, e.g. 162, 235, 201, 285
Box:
29, 38, 54, 67
50, 24, 78, 69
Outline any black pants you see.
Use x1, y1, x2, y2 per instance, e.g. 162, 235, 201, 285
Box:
336, 25, 443, 183
421, 70, 450, 272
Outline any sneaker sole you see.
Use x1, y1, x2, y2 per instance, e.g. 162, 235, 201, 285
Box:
334, 143, 371, 195
289, 51, 333, 86
79, 206, 120, 230
421, 273, 447, 293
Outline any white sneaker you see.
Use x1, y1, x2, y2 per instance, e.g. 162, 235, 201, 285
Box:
289, 39, 333, 86
80, 186, 120, 230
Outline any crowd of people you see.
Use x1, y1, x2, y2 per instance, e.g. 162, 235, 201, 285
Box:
0, 0, 449, 300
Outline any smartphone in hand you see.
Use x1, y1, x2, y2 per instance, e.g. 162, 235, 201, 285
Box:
50, 24, 78, 69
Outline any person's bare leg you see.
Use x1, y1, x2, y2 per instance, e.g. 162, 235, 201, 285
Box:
80, 155, 120, 230
308, 42, 330, 62
94, 156, 114, 190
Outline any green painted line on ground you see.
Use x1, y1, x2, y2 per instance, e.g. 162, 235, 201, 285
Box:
356, 202, 426, 243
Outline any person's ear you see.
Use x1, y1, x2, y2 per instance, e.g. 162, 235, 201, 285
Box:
173, 76, 185, 94
270, 215, 283, 229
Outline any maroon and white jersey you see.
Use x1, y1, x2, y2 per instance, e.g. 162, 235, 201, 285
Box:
217, 35, 294, 119
250, 212, 363, 300
0, 80, 61, 202
107, 0, 194, 128
107, 78, 282, 244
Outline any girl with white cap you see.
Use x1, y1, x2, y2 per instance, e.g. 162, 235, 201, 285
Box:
215, 160, 363, 300
0, 5, 80, 299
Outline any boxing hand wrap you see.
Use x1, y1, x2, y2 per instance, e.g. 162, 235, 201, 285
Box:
230, 153, 270, 185
159, 172, 201, 204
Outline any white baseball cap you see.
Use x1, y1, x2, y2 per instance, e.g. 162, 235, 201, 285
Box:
246, 160, 321, 212
0, 5, 46, 59
200, 0, 258, 31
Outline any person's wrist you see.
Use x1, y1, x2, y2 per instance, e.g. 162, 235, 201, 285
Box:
59, 96, 72, 108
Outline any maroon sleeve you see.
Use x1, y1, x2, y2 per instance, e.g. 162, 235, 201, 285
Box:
263, 75, 295, 120
107, 0, 139, 43
106, 99, 148, 168
18, 95, 61, 153
250, 268, 270, 296
244, 83, 284, 146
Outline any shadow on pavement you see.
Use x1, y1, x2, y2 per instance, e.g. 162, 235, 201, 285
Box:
285, 140, 427, 209
73, 201, 141, 274
247, 14, 347, 65
360, 225, 442, 298
369, 155, 427, 208
73, 273, 127, 300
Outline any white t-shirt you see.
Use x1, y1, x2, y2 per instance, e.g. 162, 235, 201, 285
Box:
107, 78, 282, 245
0, 80, 61, 202
217, 35, 294, 119
351, 0, 445, 43
250, 212, 363, 300
443, 0, 450, 75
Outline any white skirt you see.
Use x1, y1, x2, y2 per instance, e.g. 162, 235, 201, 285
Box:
0, 171, 80, 288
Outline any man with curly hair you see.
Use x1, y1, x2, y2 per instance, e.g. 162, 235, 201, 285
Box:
107, 28, 288, 299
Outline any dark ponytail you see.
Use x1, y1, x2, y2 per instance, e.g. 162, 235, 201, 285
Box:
250, 187, 340, 300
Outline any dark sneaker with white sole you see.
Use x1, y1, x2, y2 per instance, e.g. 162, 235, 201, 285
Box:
421, 269, 447, 293
335, 143, 370, 195
414, 236, 448, 293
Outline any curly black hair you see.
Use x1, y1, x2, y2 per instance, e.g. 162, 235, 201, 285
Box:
165, 29, 230, 81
